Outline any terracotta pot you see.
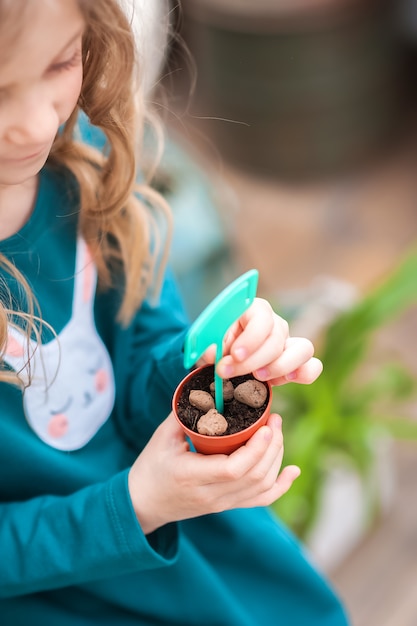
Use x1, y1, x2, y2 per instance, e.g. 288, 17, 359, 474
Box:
172, 365, 272, 455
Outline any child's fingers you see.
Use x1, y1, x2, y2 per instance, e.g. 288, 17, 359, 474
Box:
217, 342, 276, 379
217, 312, 288, 378
228, 299, 286, 361
224, 414, 286, 502
241, 413, 285, 482
193, 415, 286, 507
199, 423, 273, 485
196, 343, 217, 366
270, 357, 323, 386
236, 464, 301, 510
215, 335, 321, 389
264, 464, 301, 502
253, 336, 315, 381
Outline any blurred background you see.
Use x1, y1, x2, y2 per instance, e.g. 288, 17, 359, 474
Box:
139, 1, 417, 624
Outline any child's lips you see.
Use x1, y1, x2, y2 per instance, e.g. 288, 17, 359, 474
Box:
10, 148, 46, 162
3, 144, 50, 164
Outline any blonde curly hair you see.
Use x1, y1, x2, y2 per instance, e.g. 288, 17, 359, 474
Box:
0, 0, 172, 383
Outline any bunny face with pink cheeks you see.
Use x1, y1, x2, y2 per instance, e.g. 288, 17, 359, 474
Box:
3, 238, 115, 451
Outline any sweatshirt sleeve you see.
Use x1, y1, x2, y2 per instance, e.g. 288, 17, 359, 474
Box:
0, 470, 179, 599
112, 268, 192, 446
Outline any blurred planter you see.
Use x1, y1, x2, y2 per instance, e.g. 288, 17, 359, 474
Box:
302, 436, 395, 572
180, 0, 406, 179
173, 364, 272, 455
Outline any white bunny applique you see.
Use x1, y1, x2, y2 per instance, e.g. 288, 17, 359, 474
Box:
3, 238, 116, 451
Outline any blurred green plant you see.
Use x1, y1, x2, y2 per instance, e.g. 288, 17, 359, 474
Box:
271, 248, 417, 539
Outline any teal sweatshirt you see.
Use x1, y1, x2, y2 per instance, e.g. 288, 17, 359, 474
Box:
0, 158, 350, 624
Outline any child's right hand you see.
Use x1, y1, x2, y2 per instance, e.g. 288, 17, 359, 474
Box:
128, 412, 300, 535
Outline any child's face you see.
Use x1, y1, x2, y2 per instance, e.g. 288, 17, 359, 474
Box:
0, 0, 85, 187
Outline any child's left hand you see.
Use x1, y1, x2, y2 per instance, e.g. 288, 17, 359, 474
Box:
198, 297, 322, 386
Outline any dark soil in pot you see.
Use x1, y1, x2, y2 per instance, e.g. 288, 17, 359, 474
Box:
176, 365, 270, 436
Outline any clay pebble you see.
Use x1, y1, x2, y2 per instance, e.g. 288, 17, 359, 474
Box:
197, 409, 228, 436
234, 379, 267, 408
189, 390, 215, 412
209, 379, 235, 401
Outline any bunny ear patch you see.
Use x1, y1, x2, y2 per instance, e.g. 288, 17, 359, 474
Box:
2, 325, 37, 385
73, 237, 98, 316
5, 335, 25, 359
82, 244, 95, 304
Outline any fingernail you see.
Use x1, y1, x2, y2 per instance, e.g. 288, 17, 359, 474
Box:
285, 371, 297, 381
271, 414, 281, 429
263, 427, 273, 442
255, 367, 268, 380
222, 364, 234, 377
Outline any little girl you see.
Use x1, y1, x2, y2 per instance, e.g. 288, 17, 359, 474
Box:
0, 1, 349, 624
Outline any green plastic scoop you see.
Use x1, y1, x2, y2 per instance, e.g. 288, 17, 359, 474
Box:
183, 269, 259, 414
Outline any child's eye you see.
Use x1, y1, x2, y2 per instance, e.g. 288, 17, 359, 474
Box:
50, 397, 73, 415
49, 49, 82, 74
0, 89, 8, 105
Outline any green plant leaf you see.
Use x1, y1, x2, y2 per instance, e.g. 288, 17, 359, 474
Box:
322, 248, 417, 387
269, 247, 417, 539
